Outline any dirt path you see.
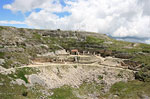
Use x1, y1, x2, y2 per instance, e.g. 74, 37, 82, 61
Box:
0, 61, 135, 74
0, 55, 136, 74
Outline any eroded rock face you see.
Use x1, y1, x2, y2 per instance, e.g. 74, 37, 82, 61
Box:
26, 64, 134, 91
28, 74, 46, 86
55, 49, 68, 55
103, 57, 123, 66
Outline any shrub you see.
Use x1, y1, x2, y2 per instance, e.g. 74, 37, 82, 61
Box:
0, 52, 5, 58
98, 75, 103, 80
74, 65, 77, 68
0, 26, 4, 31
2, 59, 13, 69
135, 65, 150, 82
22, 91, 28, 96
57, 29, 61, 31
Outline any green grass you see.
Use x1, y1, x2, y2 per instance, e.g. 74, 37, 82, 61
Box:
98, 75, 103, 80
32, 32, 42, 40
74, 82, 104, 98
11, 52, 29, 64
25, 47, 38, 58
0, 45, 4, 48
0, 52, 5, 58
139, 43, 150, 53
132, 54, 150, 65
0, 26, 4, 31
86, 36, 104, 44
42, 36, 105, 51
2, 52, 30, 68
42, 37, 62, 51
1, 72, 150, 99
109, 80, 150, 99
108, 40, 150, 55
50, 82, 104, 99
135, 65, 150, 82
8, 67, 39, 83
26, 32, 43, 43
73, 65, 77, 68
2, 59, 13, 69
50, 86, 78, 99
0, 73, 45, 99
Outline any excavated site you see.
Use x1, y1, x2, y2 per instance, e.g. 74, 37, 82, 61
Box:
1, 26, 150, 99
1, 49, 135, 93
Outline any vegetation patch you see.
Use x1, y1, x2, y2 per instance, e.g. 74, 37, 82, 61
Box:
132, 54, 150, 66
0, 74, 44, 99
49, 82, 104, 99
0, 52, 5, 58
8, 67, 39, 83
98, 75, 103, 80
10, 52, 29, 65
85, 36, 104, 44
117, 70, 124, 78
109, 80, 150, 99
32, 32, 42, 41
2, 52, 30, 68
135, 65, 150, 82
0, 26, 4, 31
75, 82, 104, 98
73, 65, 77, 68
2, 59, 13, 69
50, 86, 78, 99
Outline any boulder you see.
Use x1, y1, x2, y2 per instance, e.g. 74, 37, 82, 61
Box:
99, 49, 112, 57
0, 59, 5, 65
55, 49, 69, 55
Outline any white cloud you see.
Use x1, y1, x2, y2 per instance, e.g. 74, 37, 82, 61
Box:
0, 20, 25, 24
3, 0, 150, 43
3, 0, 58, 12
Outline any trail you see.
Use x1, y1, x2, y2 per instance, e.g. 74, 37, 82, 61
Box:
0, 55, 136, 74
0, 62, 134, 74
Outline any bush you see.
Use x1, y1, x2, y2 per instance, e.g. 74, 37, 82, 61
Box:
57, 29, 61, 31
74, 65, 77, 68
135, 65, 150, 82
98, 75, 103, 80
0, 52, 5, 58
22, 91, 28, 96
2, 59, 13, 69
0, 26, 4, 31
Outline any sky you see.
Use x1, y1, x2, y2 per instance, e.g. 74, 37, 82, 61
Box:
0, 0, 150, 43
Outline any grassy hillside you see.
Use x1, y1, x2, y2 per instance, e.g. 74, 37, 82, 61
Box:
0, 26, 150, 80
0, 26, 150, 99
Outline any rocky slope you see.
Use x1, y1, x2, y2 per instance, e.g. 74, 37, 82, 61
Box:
0, 26, 150, 99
